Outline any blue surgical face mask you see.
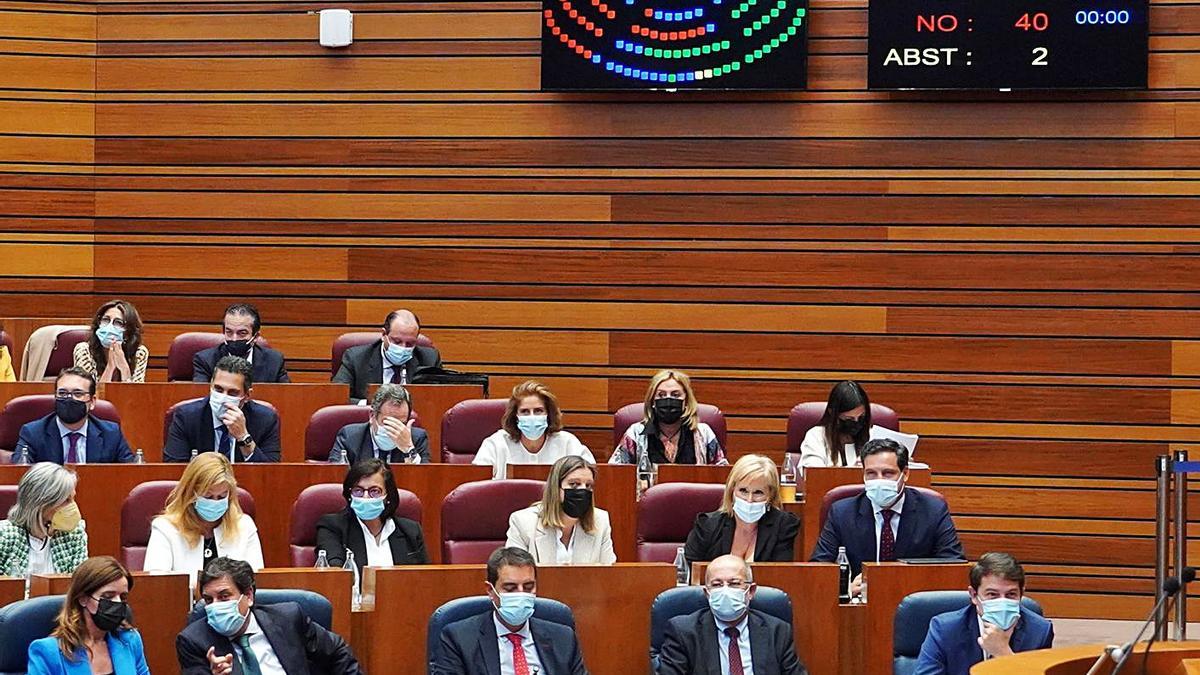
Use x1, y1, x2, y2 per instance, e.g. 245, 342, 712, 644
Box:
516, 414, 548, 441
979, 597, 1021, 630
351, 496, 385, 522
95, 325, 124, 348
864, 478, 902, 509
732, 497, 767, 524
209, 392, 239, 424
205, 596, 249, 636
490, 583, 536, 627
194, 495, 229, 523
384, 343, 414, 366
707, 585, 750, 623
373, 423, 397, 451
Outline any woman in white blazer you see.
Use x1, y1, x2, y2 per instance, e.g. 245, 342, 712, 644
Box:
505, 455, 616, 564
143, 453, 263, 588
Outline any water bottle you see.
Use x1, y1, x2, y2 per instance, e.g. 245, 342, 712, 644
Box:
836, 546, 851, 603
636, 446, 655, 497
189, 448, 199, 462
343, 549, 361, 609
673, 546, 689, 586
134, 448, 145, 464
314, 550, 329, 569
13, 443, 30, 465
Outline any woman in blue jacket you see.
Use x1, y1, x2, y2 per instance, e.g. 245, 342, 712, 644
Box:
27, 555, 149, 675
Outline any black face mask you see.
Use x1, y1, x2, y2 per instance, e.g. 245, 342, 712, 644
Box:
91, 598, 131, 633
837, 416, 865, 436
653, 397, 685, 425
223, 339, 253, 358
55, 397, 88, 425
561, 488, 593, 519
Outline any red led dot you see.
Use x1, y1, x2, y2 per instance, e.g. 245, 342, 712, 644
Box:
697, 26, 706, 35
552, 25, 561, 34
560, 32, 569, 41
601, 4, 610, 12
644, 7, 652, 15
650, 29, 659, 37
597, 26, 604, 35
574, 44, 584, 53
687, 28, 697, 37
568, 38, 576, 47
585, 21, 594, 30
544, 9, 553, 16
584, 49, 592, 58
669, 31, 679, 39
563, 1, 571, 8
569, 9, 578, 17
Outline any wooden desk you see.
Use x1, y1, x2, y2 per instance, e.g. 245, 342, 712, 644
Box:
507, 464, 638, 562
362, 563, 675, 675
800, 468, 932, 561
0, 576, 24, 609
0, 463, 492, 566
31, 571, 191, 675
863, 562, 972, 675
368, 383, 486, 457
972, 641, 1200, 675
656, 464, 731, 484
254, 568, 354, 637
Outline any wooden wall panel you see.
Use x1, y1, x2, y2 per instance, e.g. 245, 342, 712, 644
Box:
2, 0, 1197, 621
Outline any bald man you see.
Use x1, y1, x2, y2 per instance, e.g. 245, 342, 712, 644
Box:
333, 309, 443, 402
659, 555, 807, 675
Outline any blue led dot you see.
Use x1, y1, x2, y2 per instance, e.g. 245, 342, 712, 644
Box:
707, 23, 716, 31
592, 54, 602, 63
616, 40, 625, 48
684, 10, 693, 18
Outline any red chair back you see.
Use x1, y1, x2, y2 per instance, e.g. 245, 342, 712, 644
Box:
636, 482, 725, 562
43, 329, 90, 379
817, 485, 947, 533
785, 402, 899, 455
612, 402, 728, 450
440, 399, 506, 464
167, 333, 272, 382
440, 479, 543, 563
288, 483, 423, 566
120, 480, 256, 570
330, 332, 435, 377
0, 395, 122, 463
162, 398, 277, 450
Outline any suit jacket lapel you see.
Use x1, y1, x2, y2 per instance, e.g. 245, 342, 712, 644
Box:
107, 633, 133, 675
962, 606, 984, 668
344, 511, 368, 564
86, 418, 104, 462
199, 402, 217, 452
855, 495, 876, 564
367, 342, 384, 386
478, 614, 502, 675
747, 612, 776, 675
357, 425, 376, 461
41, 417, 63, 463
255, 607, 308, 675
894, 491, 919, 557
530, 619, 560, 675
753, 510, 779, 561
534, 524, 558, 564
698, 611, 723, 675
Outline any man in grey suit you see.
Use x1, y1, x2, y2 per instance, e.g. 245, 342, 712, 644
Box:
330, 384, 431, 464
332, 308, 442, 402
432, 547, 588, 675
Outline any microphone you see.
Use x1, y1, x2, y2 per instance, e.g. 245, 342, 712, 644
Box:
1107, 571, 1191, 674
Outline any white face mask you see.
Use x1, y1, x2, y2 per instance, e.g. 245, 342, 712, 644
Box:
732, 496, 767, 524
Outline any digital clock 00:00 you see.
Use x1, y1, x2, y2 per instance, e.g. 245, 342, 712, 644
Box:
1075, 9, 1132, 23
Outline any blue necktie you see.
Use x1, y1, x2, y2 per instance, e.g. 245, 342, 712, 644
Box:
218, 428, 233, 462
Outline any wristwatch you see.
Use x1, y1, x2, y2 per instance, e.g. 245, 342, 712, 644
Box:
236, 434, 253, 447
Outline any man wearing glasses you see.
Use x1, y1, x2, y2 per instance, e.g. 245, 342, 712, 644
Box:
15, 367, 134, 464
658, 554, 807, 675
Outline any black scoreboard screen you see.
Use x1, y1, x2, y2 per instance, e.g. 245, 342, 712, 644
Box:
868, 0, 1148, 89
541, 0, 809, 90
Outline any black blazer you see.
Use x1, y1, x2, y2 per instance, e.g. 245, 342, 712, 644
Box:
17, 413, 134, 464
684, 508, 801, 564
176, 602, 362, 675
433, 611, 587, 675
658, 608, 807, 675
315, 509, 430, 572
163, 398, 281, 463
331, 421, 431, 464
332, 339, 442, 402
192, 343, 291, 384
809, 489, 964, 576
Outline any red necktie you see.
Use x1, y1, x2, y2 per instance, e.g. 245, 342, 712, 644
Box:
880, 509, 896, 561
66, 432, 82, 464
506, 633, 530, 675
724, 626, 745, 675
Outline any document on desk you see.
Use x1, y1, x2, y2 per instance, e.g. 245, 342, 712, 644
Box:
869, 425, 919, 456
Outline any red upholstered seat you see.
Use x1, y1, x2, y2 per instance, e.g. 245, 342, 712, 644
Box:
440, 479, 543, 563
288, 483, 423, 566
0, 395, 122, 464
612, 402, 728, 450
818, 485, 947, 533
0, 485, 16, 519
636, 482, 725, 562
785, 402, 900, 454
303, 405, 423, 462
330, 332, 436, 377
440, 398, 506, 464
120, 480, 256, 570
162, 397, 277, 450
43, 329, 90, 379
167, 332, 273, 382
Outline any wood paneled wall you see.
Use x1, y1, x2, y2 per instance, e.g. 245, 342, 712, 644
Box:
3, 0, 1200, 620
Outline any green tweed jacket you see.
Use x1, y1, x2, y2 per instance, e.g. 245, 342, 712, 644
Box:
0, 519, 88, 576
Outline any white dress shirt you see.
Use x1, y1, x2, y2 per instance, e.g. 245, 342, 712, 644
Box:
872, 492, 906, 561
26, 534, 51, 574
356, 517, 396, 567
493, 614, 544, 675
716, 614, 754, 675
234, 613, 286, 675
474, 430, 596, 480
553, 526, 576, 564
56, 418, 88, 464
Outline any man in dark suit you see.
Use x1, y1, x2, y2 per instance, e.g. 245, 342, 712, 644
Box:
17, 367, 134, 464
915, 552, 1054, 675
811, 438, 963, 596
659, 554, 807, 675
164, 355, 281, 463
193, 303, 291, 384
332, 309, 441, 402
330, 384, 431, 464
177, 557, 362, 675
432, 546, 588, 675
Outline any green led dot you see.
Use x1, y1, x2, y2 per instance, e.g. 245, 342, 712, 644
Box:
771, 38, 780, 47
745, 54, 754, 63
796, 7, 806, 15
700, 44, 710, 54
770, 8, 779, 17
721, 64, 732, 74
731, 10, 740, 17
743, 27, 753, 36
668, 74, 677, 82
787, 25, 797, 35
753, 21, 762, 29
722, 40, 731, 49
754, 48, 763, 57
792, 16, 802, 26
779, 31, 789, 41
763, 43, 772, 53
672, 49, 681, 57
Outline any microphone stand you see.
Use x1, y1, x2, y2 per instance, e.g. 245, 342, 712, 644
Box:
1108, 576, 1184, 675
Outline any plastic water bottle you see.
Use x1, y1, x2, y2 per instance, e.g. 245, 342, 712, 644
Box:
343, 549, 361, 609
673, 546, 689, 586
637, 446, 655, 497
314, 550, 329, 569
13, 443, 30, 465
189, 448, 199, 462
837, 546, 851, 603
134, 449, 145, 464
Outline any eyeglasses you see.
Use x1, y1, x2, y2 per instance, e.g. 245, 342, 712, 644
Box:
350, 487, 385, 499
706, 580, 750, 590
98, 317, 127, 329
55, 390, 90, 401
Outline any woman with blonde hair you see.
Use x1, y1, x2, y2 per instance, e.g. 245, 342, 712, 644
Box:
0, 462, 87, 576
684, 454, 800, 563
27, 556, 149, 675
609, 369, 727, 466
505, 455, 616, 564
473, 380, 595, 479
143, 453, 263, 587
